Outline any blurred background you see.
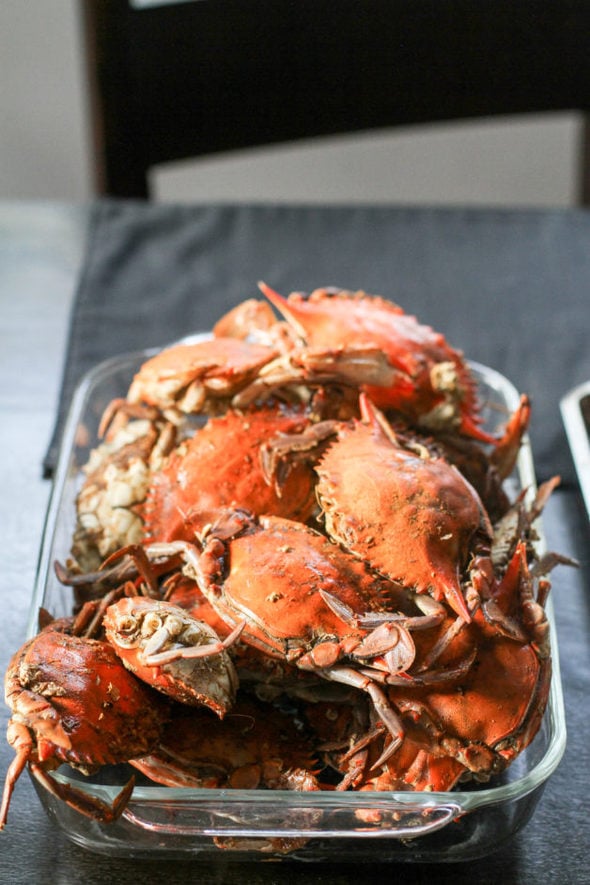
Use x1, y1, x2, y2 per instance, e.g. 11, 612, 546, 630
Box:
0, 0, 583, 206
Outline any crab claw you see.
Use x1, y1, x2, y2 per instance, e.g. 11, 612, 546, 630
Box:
258, 282, 496, 443
31, 764, 135, 824
321, 666, 404, 765
319, 590, 417, 674
258, 281, 308, 340
0, 722, 31, 830
490, 394, 531, 480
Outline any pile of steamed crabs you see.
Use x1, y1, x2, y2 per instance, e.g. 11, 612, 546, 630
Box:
1, 283, 572, 836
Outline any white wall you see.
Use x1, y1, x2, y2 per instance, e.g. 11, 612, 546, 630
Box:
0, 1, 91, 200
153, 116, 581, 206
0, 1, 582, 206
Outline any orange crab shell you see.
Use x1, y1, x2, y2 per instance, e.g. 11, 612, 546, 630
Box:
130, 697, 321, 790
1, 629, 169, 829
313, 397, 492, 621
4, 630, 168, 772
392, 627, 550, 776
260, 284, 488, 440
141, 404, 319, 542
198, 512, 401, 660
127, 337, 277, 413
387, 393, 531, 524
387, 546, 551, 779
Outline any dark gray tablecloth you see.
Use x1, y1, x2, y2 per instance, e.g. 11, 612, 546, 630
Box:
32, 200, 590, 882
45, 200, 590, 485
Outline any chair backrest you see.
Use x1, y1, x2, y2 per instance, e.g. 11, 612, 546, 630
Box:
81, 0, 590, 200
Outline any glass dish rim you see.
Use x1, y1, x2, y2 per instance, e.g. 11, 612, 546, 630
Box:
30, 339, 568, 820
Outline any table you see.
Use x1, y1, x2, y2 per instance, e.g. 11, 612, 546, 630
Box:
1, 201, 589, 884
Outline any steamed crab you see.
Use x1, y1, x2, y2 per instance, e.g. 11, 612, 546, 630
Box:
71, 404, 177, 571
139, 510, 463, 762
0, 625, 169, 829
2, 281, 569, 838
130, 696, 321, 791
102, 595, 243, 715
220, 283, 496, 443
349, 485, 562, 791
362, 546, 553, 788
141, 403, 319, 542
0, 586, 247, 827
264, 392, 493, 621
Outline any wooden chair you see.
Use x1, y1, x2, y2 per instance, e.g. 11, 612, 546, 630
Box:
80, 0, 590, 202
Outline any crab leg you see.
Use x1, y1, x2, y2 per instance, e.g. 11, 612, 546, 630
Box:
321, 666, 403, 764
360, 647, 477, 686
489, 394, 531, 479
72, 584, 130, 638
30, 764, 136, 824
320, 589, 446, 632
415, 614, 471, 673
102, 544, 161, 597
141, 620, 245, 666
0, 723, 31, 829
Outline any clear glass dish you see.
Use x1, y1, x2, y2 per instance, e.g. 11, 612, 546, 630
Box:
29, 340, 567, 862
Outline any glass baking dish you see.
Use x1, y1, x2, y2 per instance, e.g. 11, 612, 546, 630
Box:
28, 340, 566, 862
560, 379, 590, 523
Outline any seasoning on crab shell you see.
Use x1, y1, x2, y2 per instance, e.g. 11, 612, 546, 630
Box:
141, 404, 319, 543
1, 628, 169, 828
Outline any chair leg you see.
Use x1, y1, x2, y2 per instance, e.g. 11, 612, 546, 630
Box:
579, 114, 590, 206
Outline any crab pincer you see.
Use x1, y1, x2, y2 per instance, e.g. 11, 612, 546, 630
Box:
257, 282, 491, 442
